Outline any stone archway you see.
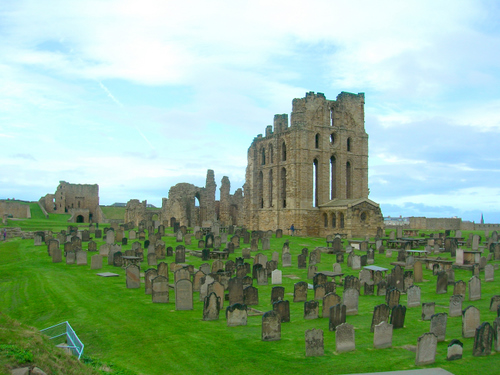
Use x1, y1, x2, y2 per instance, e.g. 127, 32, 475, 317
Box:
76, 215, 84, 223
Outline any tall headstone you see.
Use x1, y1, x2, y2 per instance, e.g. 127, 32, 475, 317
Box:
175, 279, 193, 310
373, 321, 393, 349
335, 323, 355, 353
152, 275, 169, 303
342, 288, 359, 315
473, 322, 494, 357
415, 332, 437, 366
203, 292, 221, 321
462, 305, 480, 338
430, 312, 448, 342
371, 304, 391, 333
262, 311, 281, 341
469, 275, 481, 301
390, 305, 406, 329
449, 295, 463, 317
329, 303, 346, 331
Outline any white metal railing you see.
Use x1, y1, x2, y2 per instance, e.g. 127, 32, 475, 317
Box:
41, 321, 84, 360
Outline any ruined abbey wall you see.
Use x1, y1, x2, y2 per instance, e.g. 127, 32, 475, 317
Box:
244, 91, 383, 238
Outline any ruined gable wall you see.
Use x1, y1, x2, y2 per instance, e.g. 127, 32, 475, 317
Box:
244, 91, 377, 237
53, 181, 100, 222
125, 199, 147, 227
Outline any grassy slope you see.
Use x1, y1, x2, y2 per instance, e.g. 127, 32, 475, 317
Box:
0, 220, 499, 374
99, 206, 126, 221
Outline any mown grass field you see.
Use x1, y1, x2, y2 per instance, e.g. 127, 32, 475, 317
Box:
1, 207, 500, 374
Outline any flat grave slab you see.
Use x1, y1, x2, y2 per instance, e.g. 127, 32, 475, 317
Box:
97, 272, 120, 277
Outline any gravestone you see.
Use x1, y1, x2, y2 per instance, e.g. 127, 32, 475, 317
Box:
447, 339, 463, 361
203, 292, 221, 321
407, 285, 421, 308
271, 286, 285, 304
282, 253, 292, 267
430, 312, 448, 342
226, 303, 247, 326
329, 303, 346, 331
335, 323, 355, 353
494, 317, 500, 352
175, 279, 193, 310
271, 269, 282, 285
261, 311, 281, 341
449, 295, 463, 317
87, 240, 97, 252
323, 292, 341, 319
454, 280, 466, 298
490, 295, 500, 312
386, 288, 401, 309
377, 280, 387, 296
228, 278, 244, 305
485, 264, 494, 282
90, 254, 102, 269
373, 321, 393, 349
351, 255, 361, 270
294, 281, 308, 302
145, 269, 158, 295
175, 245, 186, 264
342, 288, 359, 315
415, 332, 437, 366
462, 305, 480, 338
126, 265, 141, 289
304, 300, 319, 320
66, 251, 75, 264
76, 251, 88, 266
307, 265, 317, 279
297, 254, 307, 269
147, 253, 157, 267
473, 322, 494, 357
436, 271, 448, 294
273, 300, 290, 323
152, 275, 169, 303
469, 275, 481, 301
371, 304, 391, 333
99, 243, 109, 258
390, 305, 406, 329
422, 302, 435, 321
243, 285, 259, 305
305, 329, 324, 357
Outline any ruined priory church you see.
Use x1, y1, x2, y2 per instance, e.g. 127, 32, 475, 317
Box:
123, 91, 384, 238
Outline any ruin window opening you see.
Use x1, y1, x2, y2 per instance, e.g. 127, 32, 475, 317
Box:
270, 144, 274, 164
346, 162, 352, 199
347, 137, 352, 152
340, 213, 345, 228
281, 167, 286, 208
78, 201, 80, 208
315, 133, 320, 149
330, 133, 335, 145
360, 212, 367, 222
313, 159, 319, 207
194, 194, 200, 207
330, 156, 336, 200
282, 142, 287, 161
332, 213, 336, 228
323, 213, 328, 228
261, 147, 266, 165
269, 169, 273, 207
258, 171, 264, 209
331, 109, 335, 126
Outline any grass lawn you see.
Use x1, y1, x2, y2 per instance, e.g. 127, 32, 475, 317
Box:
1, 216, 499, 374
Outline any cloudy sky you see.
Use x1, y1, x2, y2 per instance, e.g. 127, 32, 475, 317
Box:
1, 0, 500, 223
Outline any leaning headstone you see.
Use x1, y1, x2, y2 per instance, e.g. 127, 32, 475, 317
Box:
430, 312, 448, 342
462, 305, 480, 338
473, 322, 494, 357
305, 329, 324, 357
152, 275, 169, 303
261, 311, 281, 341
203, 292, 221, 321
386, 288, 401, 310
175, 279, 193, 310
373, 321, 393, 349
329, 303, 346, 331
468, 275, 481, 301
447, 339, 463, 361
485, 264, 494, 282
371, 304, 391, 333
415, 332, 437, 365
226, 303, 248, 326
335, 323, 355, 353
323, 292, 341, 318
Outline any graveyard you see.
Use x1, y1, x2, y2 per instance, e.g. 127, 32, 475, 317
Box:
1, 203, 500, 374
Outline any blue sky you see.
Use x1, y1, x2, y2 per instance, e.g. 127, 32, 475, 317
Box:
1, 0, 500, 223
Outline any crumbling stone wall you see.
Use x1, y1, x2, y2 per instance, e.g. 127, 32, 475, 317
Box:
40, 181, 102, 223
125, 199, 148, 226
244, 91, 383, 238
161, 170, 244, 227
0, 200, 31, 219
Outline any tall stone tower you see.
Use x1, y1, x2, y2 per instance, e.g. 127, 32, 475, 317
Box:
244, 91, 383, 238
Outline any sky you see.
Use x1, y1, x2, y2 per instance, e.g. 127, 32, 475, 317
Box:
1, 0, 500, 223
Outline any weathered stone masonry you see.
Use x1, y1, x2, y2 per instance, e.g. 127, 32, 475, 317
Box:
244, 91, 383, 238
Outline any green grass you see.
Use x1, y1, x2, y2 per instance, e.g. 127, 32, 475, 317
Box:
1, 221, 499, 374
100, 206, 126, 221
